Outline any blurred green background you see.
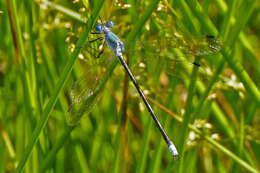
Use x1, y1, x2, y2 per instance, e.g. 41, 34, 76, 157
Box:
0, 0, 260, 172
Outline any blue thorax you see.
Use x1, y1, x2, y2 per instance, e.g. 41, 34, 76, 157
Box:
95, 21, 125, 56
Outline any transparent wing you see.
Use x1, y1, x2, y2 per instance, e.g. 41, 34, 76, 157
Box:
131, 34, 222, 80
66, 48, 116, 125
66, 33, 114, 126
67, 73, 102, 126
168, 34, 223, 56
134, 34, 222, 58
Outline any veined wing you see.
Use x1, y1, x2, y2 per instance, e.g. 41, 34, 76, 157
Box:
131, 35, 222, 79
67, 72, 102, 126
66, 55, 115, 126
134, 34, 222, 58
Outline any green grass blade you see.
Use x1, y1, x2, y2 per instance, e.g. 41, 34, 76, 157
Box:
38, 0, 88, 23
14, 1, 105, 172
178, 57, 202, 173
39, 126, 73, 172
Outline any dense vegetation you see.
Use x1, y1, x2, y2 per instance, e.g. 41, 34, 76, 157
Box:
0, 0, 259, 172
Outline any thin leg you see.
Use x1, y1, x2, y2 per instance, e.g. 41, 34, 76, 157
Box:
91, 32, 102, 35
206, 35, 215, 39
192, 61, 201, 67
89, 37, 104, 43
95, 40, 106, 58
117, 55, 179, 159
75, 37, 104, 49
84, 37, 105, 58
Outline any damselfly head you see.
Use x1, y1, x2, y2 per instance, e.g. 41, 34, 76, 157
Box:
96, 24, 102, 32
105, 20, 114, 28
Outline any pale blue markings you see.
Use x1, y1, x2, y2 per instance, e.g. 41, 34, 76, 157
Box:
95, 21, 125, 57
168, 142, 179, 159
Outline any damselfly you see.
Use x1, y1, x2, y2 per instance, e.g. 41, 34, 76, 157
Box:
67, 20, 179, 158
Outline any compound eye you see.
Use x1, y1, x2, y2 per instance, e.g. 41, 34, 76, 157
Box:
105, 20, 114, 28
96, 25, 102, 32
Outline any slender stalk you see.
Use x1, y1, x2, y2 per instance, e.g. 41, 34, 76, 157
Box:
178, 57, 201, 173
6, 0, 21, 61
119, 52, 130, 172
38, 0, 88, 23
